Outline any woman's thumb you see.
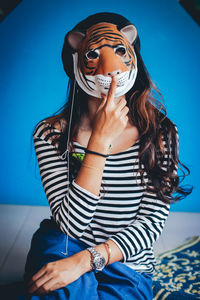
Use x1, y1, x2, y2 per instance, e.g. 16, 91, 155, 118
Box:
96, 94, 107, 113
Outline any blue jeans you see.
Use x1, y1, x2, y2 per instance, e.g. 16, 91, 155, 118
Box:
21, 218, 153, 300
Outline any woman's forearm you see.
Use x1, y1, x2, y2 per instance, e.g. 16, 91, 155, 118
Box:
74, 77, 129, 197
74, 134, 111, 196
28, 239, 124, 295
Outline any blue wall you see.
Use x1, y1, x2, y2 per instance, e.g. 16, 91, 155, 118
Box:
0, 0, 199, 212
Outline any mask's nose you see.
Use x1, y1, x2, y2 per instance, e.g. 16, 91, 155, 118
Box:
105, 70, 121, 76
96, 47, 127, 76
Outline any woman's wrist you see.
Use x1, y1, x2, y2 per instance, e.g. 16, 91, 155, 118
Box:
88, 133, 111, 154
75, 244, 109, 275
75, 239, 123, 275
76, 249, 93, 274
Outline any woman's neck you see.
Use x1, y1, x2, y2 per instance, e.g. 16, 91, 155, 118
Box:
87, 96, 102, 122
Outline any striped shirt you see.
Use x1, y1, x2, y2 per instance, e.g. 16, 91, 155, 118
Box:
33, 120, 172, 274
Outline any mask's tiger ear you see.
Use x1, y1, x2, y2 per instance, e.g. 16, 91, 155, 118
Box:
120, 25, 137, 45
67, 31, 85, 50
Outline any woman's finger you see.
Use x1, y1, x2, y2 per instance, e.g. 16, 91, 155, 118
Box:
28, 266, 47, 287
115, 98, 127, 112
42, 278, 65, 295
33, 277, 57, 295
28, 271, 52, 294
101, 93, 106, 100
120, 106, 129, 117
106, 76, 117, 105
97, 94, 107, 113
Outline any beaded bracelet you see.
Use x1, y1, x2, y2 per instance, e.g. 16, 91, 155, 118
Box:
85, 149, 109, 158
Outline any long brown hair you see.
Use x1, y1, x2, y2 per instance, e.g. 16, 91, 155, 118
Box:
43, 46, 192, 204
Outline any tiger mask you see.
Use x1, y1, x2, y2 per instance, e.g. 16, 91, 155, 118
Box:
67, 22, 138, 98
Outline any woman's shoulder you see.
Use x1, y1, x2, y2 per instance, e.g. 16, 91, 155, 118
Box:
33, 117, 67, 142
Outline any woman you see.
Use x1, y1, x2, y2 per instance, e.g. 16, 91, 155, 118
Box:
24, 12, 191, 299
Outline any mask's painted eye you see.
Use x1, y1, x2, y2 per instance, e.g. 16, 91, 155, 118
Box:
86, 49, 99, 60
115, 45, 126, 57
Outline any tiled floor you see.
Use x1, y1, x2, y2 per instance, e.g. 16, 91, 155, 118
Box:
0, 204, 199, 284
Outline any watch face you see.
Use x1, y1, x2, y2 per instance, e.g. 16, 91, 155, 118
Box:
93, 255, 106, 271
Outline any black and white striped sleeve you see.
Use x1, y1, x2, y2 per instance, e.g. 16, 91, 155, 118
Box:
109, 126, 179, 262
109, 193, 170, 261
33, 121, 100, 238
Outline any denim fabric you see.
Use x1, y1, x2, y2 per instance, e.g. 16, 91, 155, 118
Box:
19, 218, 153, 300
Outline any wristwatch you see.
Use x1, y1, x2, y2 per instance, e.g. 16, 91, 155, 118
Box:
87, 247, 106, 272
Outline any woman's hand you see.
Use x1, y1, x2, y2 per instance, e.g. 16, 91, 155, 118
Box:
91, 76, 129, 146
28, 251, 90, 295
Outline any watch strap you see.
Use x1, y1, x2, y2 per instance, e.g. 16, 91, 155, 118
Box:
87, 247, 106, 271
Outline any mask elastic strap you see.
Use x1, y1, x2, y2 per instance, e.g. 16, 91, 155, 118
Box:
60, 79, 76, 255
61, 79, 76, 160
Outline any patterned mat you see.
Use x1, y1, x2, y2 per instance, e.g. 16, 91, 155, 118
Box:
153, 236, 200, 299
